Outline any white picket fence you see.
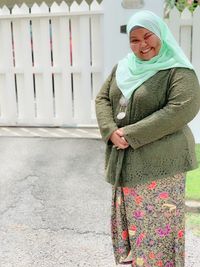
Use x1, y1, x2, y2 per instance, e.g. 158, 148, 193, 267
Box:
0, 2, 200, 138
166, 7, 200, 142
166, 7, 200, 79
0, 0, 103, 126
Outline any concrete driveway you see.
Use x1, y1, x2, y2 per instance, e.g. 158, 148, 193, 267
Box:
0, 136, 199, 266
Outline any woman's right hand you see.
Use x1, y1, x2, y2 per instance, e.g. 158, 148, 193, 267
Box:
110, 130, 129, 150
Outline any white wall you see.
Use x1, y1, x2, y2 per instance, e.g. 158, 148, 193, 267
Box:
102, 0, 165, 78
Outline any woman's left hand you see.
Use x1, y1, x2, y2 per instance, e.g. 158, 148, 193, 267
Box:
116, 128, 129, 149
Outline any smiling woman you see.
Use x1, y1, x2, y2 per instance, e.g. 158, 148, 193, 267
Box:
96, 10, 200, 267
129, 27, 161, 61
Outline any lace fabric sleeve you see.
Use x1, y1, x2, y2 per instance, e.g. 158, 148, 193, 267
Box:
95, 65, 118, 143
123, 68, 200, 149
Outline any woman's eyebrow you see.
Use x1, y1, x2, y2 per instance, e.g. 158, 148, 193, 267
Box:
130, 35, 138, 39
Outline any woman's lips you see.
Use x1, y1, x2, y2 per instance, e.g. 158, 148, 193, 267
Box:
141, 48, 152, 54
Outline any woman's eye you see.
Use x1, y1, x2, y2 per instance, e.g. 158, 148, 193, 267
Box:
145, 34, 153, 40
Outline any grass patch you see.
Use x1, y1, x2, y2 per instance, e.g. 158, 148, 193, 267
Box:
186, 212, 200, 237
186, 144, 200, 200
185, 145, 200, 237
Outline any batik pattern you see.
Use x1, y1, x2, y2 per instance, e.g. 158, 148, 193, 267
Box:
111, 173, 185, 267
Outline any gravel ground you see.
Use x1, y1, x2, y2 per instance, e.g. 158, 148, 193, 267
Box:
0, 137, 199, 267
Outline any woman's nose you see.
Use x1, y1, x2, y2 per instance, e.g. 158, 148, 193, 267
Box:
140, 40, 148, 48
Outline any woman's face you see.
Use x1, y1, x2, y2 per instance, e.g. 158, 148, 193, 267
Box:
129, 27, 161, 60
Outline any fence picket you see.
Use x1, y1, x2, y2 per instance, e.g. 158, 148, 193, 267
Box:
78, 1, 92, 124
0, 6, 17, 123
40, 2, 50, 12
79, 0, 89, 11
168, 8, 181, 43
90, 0, 103, 121
90, 0, 103, 11
70, 1, 80, 12
12, 4, 36, 123
31, 3, 54, 124
31, 3, 41, 13
0, 5, 10, 15
50, 2, 74, 125
70, 1, 92, 124
180, 9, 192, 60
60, 1, 69, 10
51, 1, 69, 12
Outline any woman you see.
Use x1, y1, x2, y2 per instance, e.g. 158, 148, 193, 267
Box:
95, 10, 200, 267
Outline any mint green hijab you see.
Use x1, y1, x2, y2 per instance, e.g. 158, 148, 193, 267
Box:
116, 10, 194, 100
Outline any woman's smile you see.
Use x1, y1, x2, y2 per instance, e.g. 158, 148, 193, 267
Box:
141, 48, 152, 54
141, 48, 152, 53
129, 27, 161, 60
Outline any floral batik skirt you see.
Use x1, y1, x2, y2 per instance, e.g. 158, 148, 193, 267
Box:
111, 173, 185, 267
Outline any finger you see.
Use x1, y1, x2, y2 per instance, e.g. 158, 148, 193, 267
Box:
116, 128, 125, 136
119, 139, 129, 146
116, 129, 123, 137
117, 145, 129, 150
121, 137, 129, 145
112, 135, 129, 147
117, 143, 129, 149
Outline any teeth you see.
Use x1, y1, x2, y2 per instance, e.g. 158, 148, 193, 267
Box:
141, 48, 151, 53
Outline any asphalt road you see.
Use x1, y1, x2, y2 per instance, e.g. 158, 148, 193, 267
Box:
0, 137, 199, 267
